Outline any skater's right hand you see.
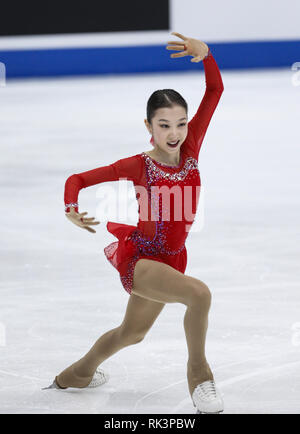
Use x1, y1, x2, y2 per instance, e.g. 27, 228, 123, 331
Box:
65, 208, 100, 233
166, 32, 209, 63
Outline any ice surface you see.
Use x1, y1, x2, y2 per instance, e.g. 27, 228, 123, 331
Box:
0, 66, 299, 414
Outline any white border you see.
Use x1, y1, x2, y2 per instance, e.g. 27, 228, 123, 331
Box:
0, 31, 172, 51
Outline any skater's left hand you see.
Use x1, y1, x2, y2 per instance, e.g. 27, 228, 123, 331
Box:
166, 32, 209, 63
65, 208, 100, 233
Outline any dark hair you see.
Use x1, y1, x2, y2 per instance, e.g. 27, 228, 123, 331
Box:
146, 89, 188, 124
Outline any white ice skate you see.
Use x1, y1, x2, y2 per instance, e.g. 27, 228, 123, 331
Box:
42, 367, 109, 390
192, 380, 224, 414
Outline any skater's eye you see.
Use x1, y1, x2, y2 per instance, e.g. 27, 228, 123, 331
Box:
160, 123, 186, 128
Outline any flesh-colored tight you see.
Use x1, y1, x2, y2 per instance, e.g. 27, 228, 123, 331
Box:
56, 258, 213, 397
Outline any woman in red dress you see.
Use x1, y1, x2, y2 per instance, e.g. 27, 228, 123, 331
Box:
50, 33, 224, 413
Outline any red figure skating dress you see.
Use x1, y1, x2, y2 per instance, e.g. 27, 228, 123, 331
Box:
64, 49, 224, 295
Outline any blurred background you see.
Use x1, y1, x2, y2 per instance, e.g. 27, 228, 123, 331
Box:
0, 0, 299, 415
0, 0, 299, 77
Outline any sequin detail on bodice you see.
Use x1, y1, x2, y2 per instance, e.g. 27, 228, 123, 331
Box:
141, 152, 199, 183
127, 152, 201, 257
128, 228, 186, 256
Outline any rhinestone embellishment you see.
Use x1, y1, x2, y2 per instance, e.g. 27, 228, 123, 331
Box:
141, 152, 199, 183
65, 202, 78, 211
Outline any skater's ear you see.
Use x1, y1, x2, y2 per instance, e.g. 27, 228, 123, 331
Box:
144, 118, 152, 134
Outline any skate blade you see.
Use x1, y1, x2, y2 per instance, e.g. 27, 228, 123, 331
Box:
196, 409, 223, 414
42, 380, 60, 390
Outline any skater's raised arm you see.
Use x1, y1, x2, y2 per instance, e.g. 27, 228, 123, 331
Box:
64, 154, 142, 233
187, 49, 224, 160
166, 32, 224, 160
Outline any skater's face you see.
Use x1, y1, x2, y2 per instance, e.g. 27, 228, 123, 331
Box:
145, 105, 188, 155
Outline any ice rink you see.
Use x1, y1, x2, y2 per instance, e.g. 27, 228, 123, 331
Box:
0, 64, 299, 414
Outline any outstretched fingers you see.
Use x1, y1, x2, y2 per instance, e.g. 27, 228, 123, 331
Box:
82, 220, 100, 225
170, 51, 188, 58
166, 44, 185, 51
171, 31, 187, 40
167, 40, 185, 46
82, 221, 100, 233
167, 32, 188, 58
78, 212, 100, 233
78, 211, 100, 225
83, 226, 96, 233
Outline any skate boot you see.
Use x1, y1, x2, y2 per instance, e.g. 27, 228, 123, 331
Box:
42, 367, 109, 390
192, 380, 224, 414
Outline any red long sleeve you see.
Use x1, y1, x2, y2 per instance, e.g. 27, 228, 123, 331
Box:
183, 49, 224, 161
64, 154, 142, 213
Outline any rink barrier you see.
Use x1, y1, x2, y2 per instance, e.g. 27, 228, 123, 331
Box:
1, 39, 300, 79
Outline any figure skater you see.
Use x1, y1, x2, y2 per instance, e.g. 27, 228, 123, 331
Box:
45, 32, 224, 414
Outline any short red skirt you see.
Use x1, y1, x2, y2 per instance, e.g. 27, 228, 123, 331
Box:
103, 222, 187, 295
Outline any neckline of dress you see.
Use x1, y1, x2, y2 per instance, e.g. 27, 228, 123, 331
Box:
142, 151, 183, 168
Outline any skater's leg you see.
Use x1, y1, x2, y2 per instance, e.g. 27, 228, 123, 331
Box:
55, 293, 165, 388
132, 259, 213, 398
184, 302, 213, 397
72, 293, 165, 376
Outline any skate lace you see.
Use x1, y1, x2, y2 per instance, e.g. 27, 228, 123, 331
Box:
194, 380, 217, 402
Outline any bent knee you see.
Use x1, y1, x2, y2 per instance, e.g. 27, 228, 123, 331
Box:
188, 279, 212, 310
